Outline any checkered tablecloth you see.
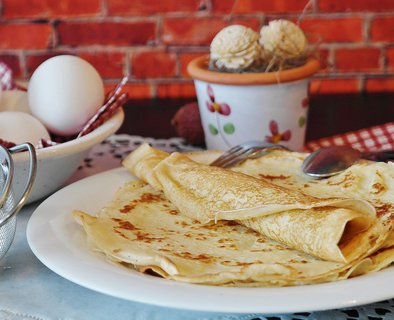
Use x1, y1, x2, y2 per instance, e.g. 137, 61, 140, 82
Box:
305, 122, 394, 153
0, 61, 16, 91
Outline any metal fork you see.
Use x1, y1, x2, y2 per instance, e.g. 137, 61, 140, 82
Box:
210, 141, 288, 168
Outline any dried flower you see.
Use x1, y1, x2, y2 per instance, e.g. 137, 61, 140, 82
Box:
210, 25, 261, 71
260, 19, 308, 60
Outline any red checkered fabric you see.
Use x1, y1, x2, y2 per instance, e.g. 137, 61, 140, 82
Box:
0, 61, 16, 91
305, 122, 394, 153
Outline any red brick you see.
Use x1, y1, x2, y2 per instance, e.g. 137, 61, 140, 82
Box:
371, 17, 394, 42
0, 24, 52, 49
162, 18, 228, 45
365, 78, 394, 92
57, 22, 156, 46
231, 18, 261, 31
2, 0, 101, 18
157, 82, 196, 98
162, 18, 260, 46
300, 18, 363, 43
107, 0, 200, 15
317, 49, 330, 71
335, 48, 380, 71
0, 55, 22, 78
179, 52, 205, 78
210, 0, 234, 13
211, 0, 307, 13
79, 52, 125, 78
386, 48, 394, 71
310, 78, 360, 94
105, 83, 152, 99
132, 51, 176, 78
212, 0, 308, 14
319, 0, 394, 12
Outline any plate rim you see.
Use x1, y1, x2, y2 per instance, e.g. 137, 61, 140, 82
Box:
27, 167, 394, 314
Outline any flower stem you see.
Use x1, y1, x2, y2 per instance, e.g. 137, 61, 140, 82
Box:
216, 113, 231, 147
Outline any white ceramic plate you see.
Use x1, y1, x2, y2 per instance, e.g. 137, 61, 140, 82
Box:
27, 168, 394, 314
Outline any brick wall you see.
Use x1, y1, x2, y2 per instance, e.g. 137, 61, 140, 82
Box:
1, 0, 394, 98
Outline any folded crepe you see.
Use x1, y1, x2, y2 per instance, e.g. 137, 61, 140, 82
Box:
187, 148, 394, 269
73, 180, 382, 286
231, 148, 394, 274
228, 149, 394, 248
122, 144, 386, 264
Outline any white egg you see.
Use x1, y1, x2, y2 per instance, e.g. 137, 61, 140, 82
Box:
28, 55, 105, 136
0, 111, 50, 145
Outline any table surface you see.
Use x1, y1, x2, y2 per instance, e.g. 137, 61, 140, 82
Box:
1, 94, 394, 320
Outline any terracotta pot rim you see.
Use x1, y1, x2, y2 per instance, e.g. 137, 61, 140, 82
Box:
187, 55, 320, 85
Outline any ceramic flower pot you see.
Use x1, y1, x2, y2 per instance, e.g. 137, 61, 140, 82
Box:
187, 55, 320, 151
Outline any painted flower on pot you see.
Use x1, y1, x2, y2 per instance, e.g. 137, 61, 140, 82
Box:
265, 120, 291, 144
206, 85, 231, 115
298, 96, 309, 128
206, 85, 235, 147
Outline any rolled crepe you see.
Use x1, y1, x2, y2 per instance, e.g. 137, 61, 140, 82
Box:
122, 144, 381, 263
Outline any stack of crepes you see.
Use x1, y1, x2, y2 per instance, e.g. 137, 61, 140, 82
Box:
73, 144, 394, 286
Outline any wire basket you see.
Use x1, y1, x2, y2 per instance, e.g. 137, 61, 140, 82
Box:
0, 143, 36, 260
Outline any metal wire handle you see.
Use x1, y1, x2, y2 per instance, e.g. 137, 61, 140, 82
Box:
0, 145, 13, 212
0, 143, 37, 228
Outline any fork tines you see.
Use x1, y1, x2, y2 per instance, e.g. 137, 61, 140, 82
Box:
210, 146, 257, 168
210, 141, 287, 168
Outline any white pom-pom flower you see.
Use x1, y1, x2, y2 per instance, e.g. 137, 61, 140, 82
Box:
210, 25, 260, 71
260, 19, 308, 60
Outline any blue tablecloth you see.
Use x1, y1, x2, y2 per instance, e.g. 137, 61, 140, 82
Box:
1, 135, 393, 320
